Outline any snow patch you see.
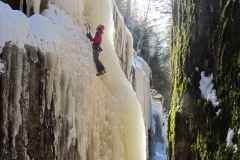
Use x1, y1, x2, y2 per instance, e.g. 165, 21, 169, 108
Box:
188, 77, 192, 86
234, 144, 238, 153
0, 2, 29, 53
215, 109, 221, 116
195, 67, 199, 72
199, 71, 219, 107
176, 105, 181, 110
153, 93, 162, 99
226, 129, 235, 147
176, 98, 181, 110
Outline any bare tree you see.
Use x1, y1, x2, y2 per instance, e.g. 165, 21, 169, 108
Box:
124, 0, 131, 26
136, 0, 151, 56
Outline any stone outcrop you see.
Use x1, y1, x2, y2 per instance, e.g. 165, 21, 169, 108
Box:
0, 43, 55, 159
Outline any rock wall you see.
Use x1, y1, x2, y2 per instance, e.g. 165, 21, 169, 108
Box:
0, 43, 54, 159
169, 0, 240, 159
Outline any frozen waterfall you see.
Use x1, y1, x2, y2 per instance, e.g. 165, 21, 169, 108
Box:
0, 0, 147, 159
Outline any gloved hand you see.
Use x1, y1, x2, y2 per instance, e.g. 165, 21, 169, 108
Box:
86, 33, 92, 39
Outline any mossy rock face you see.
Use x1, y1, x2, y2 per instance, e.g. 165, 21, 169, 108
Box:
169, 0, 240, 159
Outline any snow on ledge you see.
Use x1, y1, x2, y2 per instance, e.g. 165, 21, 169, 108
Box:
0, 2, 29, 53
234, 144, 238, 153
199, 71, 219, 107
226, 129, 235, 147
153, 93, 162, 99
195, 67, 199, 72
215, 109, 221, 116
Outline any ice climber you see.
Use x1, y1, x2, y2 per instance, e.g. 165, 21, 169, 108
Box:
86, 24, 106, 76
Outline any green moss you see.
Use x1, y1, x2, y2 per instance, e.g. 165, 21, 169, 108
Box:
181, 77, 188, 91
168, 85, 179, 159
169, 110, 176, 155
191, 135, 211, 160
221, 0, 231, 20
188, 114, 194, 132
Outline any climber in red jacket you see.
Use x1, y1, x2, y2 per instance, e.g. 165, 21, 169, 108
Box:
86, 24, 106, 76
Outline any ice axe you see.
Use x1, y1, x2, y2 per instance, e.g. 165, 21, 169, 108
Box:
84, 23, 91, 34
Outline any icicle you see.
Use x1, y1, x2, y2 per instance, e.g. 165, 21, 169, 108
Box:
20, 0, 23, 12
33, 0, 41, 14
215, 109, 221, 116
26, 0, 41, 16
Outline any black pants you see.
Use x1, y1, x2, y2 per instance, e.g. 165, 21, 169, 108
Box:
93, 47, 105, 73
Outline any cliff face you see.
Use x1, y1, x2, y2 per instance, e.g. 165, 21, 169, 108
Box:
169, 0, 240, 159
0, 43, 54, 159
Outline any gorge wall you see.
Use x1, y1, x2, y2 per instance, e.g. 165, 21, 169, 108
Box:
169, 0, 240, 159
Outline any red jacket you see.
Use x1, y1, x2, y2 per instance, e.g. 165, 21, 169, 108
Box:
90, 30, 103, 45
